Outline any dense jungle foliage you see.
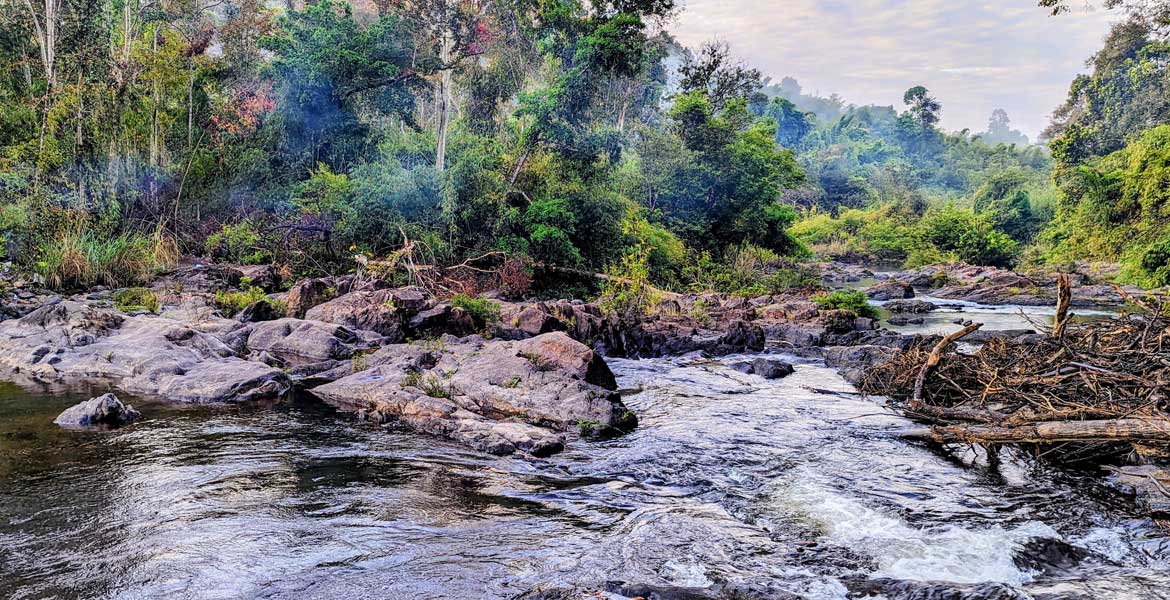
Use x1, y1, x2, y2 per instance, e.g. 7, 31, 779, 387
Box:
1, 0, 1169, 295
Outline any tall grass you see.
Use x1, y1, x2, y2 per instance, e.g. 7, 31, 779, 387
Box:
37, 228, 179, 290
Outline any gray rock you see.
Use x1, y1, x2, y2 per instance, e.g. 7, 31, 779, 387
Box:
235, 299, 281, 323
0, 301, 290, 403
305, 289, 410, 339
865, 280, 915, 301
54, 393, 141, 428
824, 345, 902, 384
731, 358, 795, 379
407, 304, 476, 338
310, 332, 632, 456
239, 318, 379, 364
884, 299, 937, 314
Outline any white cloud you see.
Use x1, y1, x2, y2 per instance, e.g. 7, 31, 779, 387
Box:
672, 0, 1120, 137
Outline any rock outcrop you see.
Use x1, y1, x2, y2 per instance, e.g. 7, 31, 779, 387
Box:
865, 280, 914, 300
311, 332, 633, 456
54, 393, 141, 428
0, 300, 289, 403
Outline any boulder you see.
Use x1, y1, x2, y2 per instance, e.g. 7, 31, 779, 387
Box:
54, 393, 141, 428
234, 264, 282, 292
310, 332, 634, 456
884, 299, 937, 313
759, 301, 820, 321
865, 280, 915, 301
887, 315, 925, 326
155, 264, 243, 293
286, 278, 337, 318
235, 299, 282, 323
824, 345, 902, 384
407, 304, 477, 338
762, 322, 825, 348
731, 358, 795, 379
238, 318, 379, 364
0, 300, 290, 403
305, 289, 414, 339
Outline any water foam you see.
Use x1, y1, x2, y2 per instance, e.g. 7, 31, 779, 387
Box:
777, 480, 1058, 585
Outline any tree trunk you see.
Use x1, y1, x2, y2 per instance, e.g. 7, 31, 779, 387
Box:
149, 26, 160, 168
187, 62, 195, 149
435, 32, 454, 172
902, 418, 1170, 444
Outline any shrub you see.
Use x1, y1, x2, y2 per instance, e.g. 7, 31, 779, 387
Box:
600, 242, 658, 318
214, 285, 268, 315
450, 293, 501, 332
113, 287, 160, 313
811, 289, 878, 319
206, 220, 270, 265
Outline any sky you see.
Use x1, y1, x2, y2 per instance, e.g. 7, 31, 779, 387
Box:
671, 0, 1121, 139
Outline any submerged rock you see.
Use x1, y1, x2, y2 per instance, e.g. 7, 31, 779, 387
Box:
54, 393, 141, 428
310, 332, 633, 456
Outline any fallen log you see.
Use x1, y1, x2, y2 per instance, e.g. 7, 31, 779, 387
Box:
901, 418, 1170, 444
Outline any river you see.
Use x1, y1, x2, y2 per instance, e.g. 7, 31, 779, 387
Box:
1, 302, 1168, 599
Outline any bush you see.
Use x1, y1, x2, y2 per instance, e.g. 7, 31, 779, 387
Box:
206, 220, 270, 265
811, 289, 878, 319
113, 287, 160, 313
214, 285, 269, 315
913, 205, 1019, 268
450, 293, 501, 332
599, 242, 658, 317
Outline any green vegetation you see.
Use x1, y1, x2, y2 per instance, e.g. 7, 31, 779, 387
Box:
34, 229, 178, 290
113, 288, 160, 314
450, 294, 501, 332
811, 290, 878, 319
2, 0, 1168, 298
213, 285, 269, 315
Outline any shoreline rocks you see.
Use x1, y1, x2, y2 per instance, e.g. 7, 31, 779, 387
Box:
0, 300, 290, 404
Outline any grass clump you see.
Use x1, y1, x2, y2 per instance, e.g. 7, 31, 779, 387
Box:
450, 293, 501, 332
811, 289, 878, 319
113, 287, 160, 313
37, 228, 178, 290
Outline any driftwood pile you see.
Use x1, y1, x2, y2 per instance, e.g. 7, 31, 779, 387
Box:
861, 276, 1170, 462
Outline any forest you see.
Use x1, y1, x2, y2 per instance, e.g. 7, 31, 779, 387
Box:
1, 0, 1169, 296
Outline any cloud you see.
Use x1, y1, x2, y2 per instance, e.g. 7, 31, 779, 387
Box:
672, 0, 1119, 137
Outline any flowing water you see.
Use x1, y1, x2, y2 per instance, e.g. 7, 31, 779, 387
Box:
2, 304, 1169, 599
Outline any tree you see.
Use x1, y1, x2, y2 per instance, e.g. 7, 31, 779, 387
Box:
981, 108, 1029, 146
677, 41, 763, 111
763, 97, 813, 148
20, 0, 64, 155
395, 0, 491, 171
1041, 0, 1170, 35
1045, 20, 1170, 167
897, 85, 943, 158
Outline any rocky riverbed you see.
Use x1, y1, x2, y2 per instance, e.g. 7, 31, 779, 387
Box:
2, 260, 1168, 599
